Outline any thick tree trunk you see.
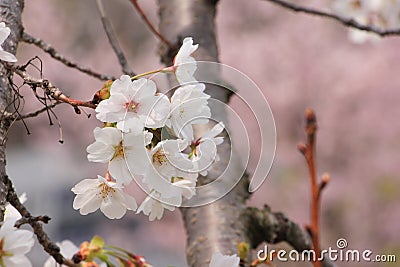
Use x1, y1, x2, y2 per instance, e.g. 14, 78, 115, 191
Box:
158, 1, 251, 266
0, 0, 24, 220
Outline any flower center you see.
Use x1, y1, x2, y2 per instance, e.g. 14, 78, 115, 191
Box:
152, 150, 167, 166
113, 141, 124, 159
99, 183, 115, 199
179, 107, 185, 118
125, 100, 139, 112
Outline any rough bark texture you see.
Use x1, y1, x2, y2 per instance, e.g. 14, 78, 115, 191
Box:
158, 1, 252, 266
0, 0, 24, 221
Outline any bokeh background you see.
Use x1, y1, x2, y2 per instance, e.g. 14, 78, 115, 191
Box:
6, 0, 399, 266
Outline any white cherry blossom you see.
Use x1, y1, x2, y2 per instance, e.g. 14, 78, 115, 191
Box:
72, 175, 137, 219
191, 122, 225, 176
0, 219, 34, 267
86, 127, 152, 185
0, 22, 17, 62
143, 139, 197, 200
209, 252, 240, 267
137, 191, 180, 221
167, 83, 211, 141
173, 37, 199, 84
96, 76, 170, 134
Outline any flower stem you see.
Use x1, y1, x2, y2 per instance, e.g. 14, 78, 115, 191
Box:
130, 68, 166, 80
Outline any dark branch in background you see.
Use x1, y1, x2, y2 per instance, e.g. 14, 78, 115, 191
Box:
129, 0, 174, 49
13, 67, 97, 110
21, 32, 115, 81
2, 175, 79, 267
96, 0, 135, 76
262, 0, 400, 37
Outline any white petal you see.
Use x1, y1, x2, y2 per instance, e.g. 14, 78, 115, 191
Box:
116, 117, 144, 134
71, 179, 100, 194
4, 255, 32, 267
131, 78, 157, 100
110, 75, 132, 95
0, 50, 17, 62
209, 252, 240, 267
0, 22, 10, 44
59, 240, 79, 258
4, 230, 34, 254
203, 122, 225, 139
109, 157, 133, 185
100, 197, 127, 219
73, 192, 101, 215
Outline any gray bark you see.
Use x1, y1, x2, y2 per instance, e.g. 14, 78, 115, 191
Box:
158, 1, 251, 266
0, 0, 24, 221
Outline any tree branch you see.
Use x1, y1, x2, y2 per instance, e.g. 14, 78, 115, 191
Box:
16, 101, 61, 120
243, 206, 337, 267
96, 0, 135, 76
129, 0, 174, 49
3, 175, 79, 267
262, 0, 400, 37
13, 67, 97, 110
21, 32, 115, 81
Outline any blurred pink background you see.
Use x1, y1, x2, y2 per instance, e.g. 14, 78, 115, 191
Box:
6, 0, 399, 266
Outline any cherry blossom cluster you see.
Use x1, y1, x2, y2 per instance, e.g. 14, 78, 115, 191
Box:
72, 37, 225, 221
332, 0, 400, 43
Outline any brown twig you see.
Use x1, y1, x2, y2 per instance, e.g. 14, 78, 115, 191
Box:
298, 108, 330, 267
262, 0, 400, 37
21, 32, 115, 81
16, 101, 61, 120
13, 67, 97, 110
14, 215, 51, 228
96, 0, 135, 76
129, 0, 174, 48
2, 175, 79, 267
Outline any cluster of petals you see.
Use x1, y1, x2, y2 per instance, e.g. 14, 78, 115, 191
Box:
72, 175, 137, 219
96, 76, 170, 134
73, 36, 225, 221
332, 0, 400, 43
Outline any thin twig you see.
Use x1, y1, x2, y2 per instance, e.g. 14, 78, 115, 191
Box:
262, 0, 400, 37
15, 215, 51, 228
13, 67, 97, 110
21, 32, 115, 81
129, 0, 174, 48
16, 101, 61, 120
298, 109, 330, 267
96, 0, 135, 76
3, 175, 79, 267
